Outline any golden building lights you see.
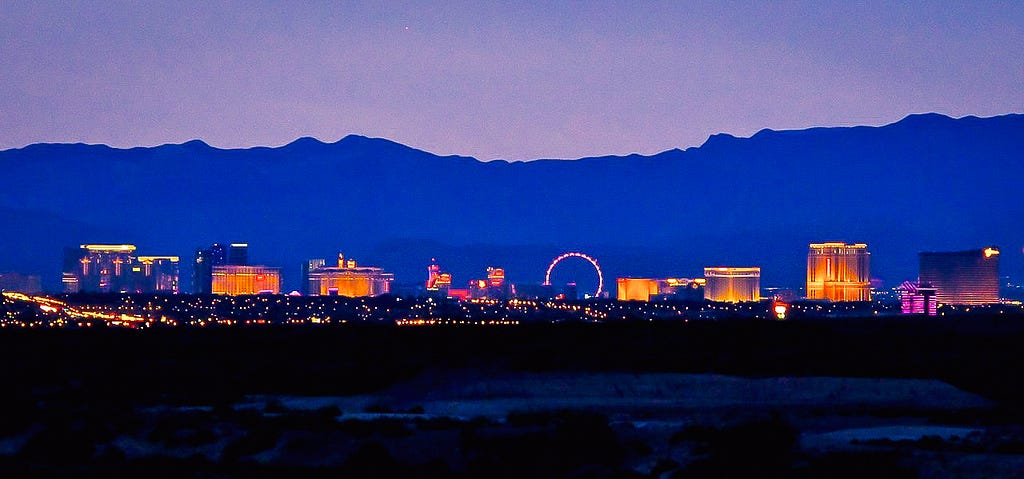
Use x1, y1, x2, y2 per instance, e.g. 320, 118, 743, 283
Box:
704, 267, 761, 302
211, 265, 281, 295
616, 278, 660, 301
616, 278, 707, 302
305, 253, 393, 297
806, 242, 871, 302
81, 244, 137, 253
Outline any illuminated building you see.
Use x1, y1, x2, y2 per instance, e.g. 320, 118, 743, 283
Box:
616, 277, 706, 302
63, 244, 137, 293
919, 248, 1000, 304
195, 242, 250, 293
425, 258, 453, 294
704, 267, 761, 302
63, 244, 179, 293
657, 278, 705, 301
211, 265, 281, 295
468, 279, 488, 298
765, 288, 799, 303
617, 278, 659, 301
193, 249, 213, 294
136, 256, 180, 293
0, 272, 42, 294
228, 243, 249, 266
896, 281, 938, 316
806, 242, 871, 301
487, 267, 505, 287
301, 259, 326, 295
305, 253, 393, 297
436, 273, 453, 290
469, 266, 512, 299
193, 243, 227, 294
426, 259, 441, 289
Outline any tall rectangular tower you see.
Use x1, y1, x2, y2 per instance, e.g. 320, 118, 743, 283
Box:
806, 242, 871, 301
136, 256, 180, 293
193, 243, 227, 294
919, 248, 1000, 305
228, 243, 249, 266
63, 244, 138, 293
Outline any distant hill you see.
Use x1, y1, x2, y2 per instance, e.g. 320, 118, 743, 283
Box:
1, 113, 1022, 293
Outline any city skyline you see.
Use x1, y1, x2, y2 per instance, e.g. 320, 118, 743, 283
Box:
2, 112, 1022, 294
4, 3, 1024, 475
45, 240, 1013, 303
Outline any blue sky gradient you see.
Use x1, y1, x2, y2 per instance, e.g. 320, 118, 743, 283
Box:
1, 1, 1022, 159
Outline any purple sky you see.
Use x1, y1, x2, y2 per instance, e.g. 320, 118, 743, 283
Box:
1, 1, 1022, 160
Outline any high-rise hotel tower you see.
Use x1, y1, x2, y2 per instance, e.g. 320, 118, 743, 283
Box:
704, 267, 761, 302
63, 244, 179, 293
806, 242, 871, 301
919, 248, 1000, 305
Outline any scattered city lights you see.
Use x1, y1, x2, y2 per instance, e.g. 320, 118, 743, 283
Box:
0, 241, 1014, 328
3, 288, 1022, 331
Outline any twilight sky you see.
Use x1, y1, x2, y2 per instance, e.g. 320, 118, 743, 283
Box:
1, 1, 1022, 160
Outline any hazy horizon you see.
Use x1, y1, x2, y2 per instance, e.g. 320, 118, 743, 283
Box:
3, 111, 1019, 161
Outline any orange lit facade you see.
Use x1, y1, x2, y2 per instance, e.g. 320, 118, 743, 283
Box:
704, 267, 761, 302
435, 273, 452, 288
617, 277, 706, 302
306, 254, 393, 297
211, 265, 281, 295
617, 278, 659, 301
919, 248, 1000, 305
468, 266, 512, 299
806, 242, 871, 301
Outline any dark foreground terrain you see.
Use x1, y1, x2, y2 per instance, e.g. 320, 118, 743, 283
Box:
2, 317, 1024, 477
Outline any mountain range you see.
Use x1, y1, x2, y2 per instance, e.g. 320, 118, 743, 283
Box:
1, 113, 1022, 293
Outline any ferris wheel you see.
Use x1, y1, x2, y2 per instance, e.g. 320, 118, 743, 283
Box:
543, 252, 603, 297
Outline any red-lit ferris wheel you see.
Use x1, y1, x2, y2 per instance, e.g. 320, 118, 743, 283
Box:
543, 252, 604, 297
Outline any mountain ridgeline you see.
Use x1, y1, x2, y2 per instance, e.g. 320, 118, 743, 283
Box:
1, 113, 1022, 292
